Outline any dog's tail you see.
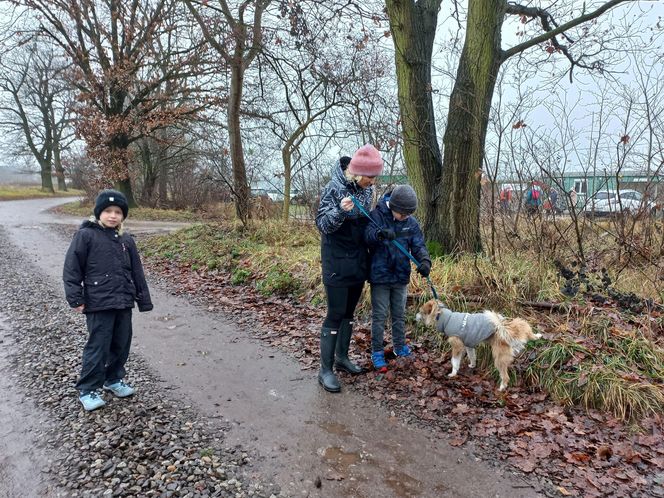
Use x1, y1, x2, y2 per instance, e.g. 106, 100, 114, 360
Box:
484, 310, 511, 344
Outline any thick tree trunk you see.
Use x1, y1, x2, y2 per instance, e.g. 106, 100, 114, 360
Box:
109, 136, 137, 208
228, 63, 251, 225
139, 141, 158, 206
39, 160, 54, 193
439, 0, 505, 253
386, 0, 443, 241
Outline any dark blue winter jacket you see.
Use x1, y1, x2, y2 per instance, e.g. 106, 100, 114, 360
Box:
63, 220, 153, 313
365, 195, 430, 286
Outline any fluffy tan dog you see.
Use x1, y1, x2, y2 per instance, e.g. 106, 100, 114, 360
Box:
416, 300, 542, 391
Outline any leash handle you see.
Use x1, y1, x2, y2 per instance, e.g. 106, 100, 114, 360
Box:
349, 194, 440, 300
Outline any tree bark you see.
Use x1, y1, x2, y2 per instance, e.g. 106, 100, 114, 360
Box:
39, 160, 54, 193
386, 0, 443, 241
439, 0, 504, 253
109, 133, 137, 208
53, 143, 67, 191
228, 61, 251, 225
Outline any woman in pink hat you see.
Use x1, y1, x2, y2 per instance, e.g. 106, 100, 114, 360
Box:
315, 144, 384, 392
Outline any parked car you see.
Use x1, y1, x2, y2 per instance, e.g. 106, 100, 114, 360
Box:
583, 189, 656, 217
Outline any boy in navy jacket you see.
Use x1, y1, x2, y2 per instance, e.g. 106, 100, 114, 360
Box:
365, 185, 431, 371
63, 189, 153, 411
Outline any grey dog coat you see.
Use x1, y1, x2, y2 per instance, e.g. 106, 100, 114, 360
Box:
435, 308, 498, 348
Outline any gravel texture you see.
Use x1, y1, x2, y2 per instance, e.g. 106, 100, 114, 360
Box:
0, 227, 280, 498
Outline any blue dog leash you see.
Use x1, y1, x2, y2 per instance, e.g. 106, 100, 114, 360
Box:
350, 195, 439, 300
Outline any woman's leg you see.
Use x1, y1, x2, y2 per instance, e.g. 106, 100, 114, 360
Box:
323, 285, 350, 329
335, 283, 366, 374
319, 286, 349, 392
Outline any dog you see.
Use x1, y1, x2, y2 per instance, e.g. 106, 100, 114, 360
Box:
416, 300, 542, 391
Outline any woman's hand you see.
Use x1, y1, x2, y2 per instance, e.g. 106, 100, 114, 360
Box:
74, 304, 85, 313
340, 197, 354, 212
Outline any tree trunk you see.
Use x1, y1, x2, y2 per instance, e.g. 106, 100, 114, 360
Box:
386, 0, 443, 240
281, 143, 293, 221
157, 147, 168, 207
109, 138, 137, 208
54, 145, 67, 191
228, 62, 251, 225
39, 159, 54, 193
439, 0, 505, 253
139, 141, 158, 206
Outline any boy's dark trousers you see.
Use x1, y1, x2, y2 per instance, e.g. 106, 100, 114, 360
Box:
76, 309, 133, 393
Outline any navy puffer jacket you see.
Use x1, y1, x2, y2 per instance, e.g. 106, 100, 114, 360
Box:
63, 220, 153, 313
365, 194, 430, 286
316, 159, 375, 287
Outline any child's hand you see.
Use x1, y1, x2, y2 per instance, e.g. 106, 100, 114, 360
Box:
417, 260, 431, 277
340, 197, 354, 212
74, 304, 85, 313
377, 228, 396, 241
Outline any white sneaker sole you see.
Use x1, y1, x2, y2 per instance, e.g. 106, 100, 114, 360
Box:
103, 385, 135, 398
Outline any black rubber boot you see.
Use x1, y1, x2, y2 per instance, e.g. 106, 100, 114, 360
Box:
334, 319, 365, 374
318, 327, 341, 392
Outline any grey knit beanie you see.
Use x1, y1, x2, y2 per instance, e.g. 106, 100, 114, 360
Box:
389, 185, 417, 214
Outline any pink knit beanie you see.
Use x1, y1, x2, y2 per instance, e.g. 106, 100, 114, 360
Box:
348, 144, 384, 177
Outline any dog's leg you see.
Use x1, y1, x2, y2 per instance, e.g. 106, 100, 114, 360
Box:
493, 343, 514, 391
466, 347, 477, 369
448, 337, 465, 378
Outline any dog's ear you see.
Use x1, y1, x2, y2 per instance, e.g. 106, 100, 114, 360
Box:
422, 300, 434, 315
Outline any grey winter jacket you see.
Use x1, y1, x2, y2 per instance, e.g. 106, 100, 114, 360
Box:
435, 308, 496, 348
63, 220, 153, 313
316, 159, 374, 287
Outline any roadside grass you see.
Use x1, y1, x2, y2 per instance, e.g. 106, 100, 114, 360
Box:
139, 221, 321, 298
54, 200, 203, 222
140, 220, 664, 423
523, 329, 664, 422
0, 185, 84, 200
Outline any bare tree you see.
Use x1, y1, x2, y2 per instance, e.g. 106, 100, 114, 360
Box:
387, 0, 645, 253
184, 0, 271, 225
0, 42, 74, 192
12, 0, 208, 206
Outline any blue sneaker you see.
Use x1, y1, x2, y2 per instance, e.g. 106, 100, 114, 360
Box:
371, 351, 388, 372
79, 391, 106, 411
103, 380, 135, 398
394, 345, 412, 358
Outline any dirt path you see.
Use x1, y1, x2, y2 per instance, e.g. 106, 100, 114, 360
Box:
0, 197, 540, 497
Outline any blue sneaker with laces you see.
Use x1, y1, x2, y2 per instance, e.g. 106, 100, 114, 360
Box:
79, 391, 106, 411
371, 351, 388, 372
103, 380, 135, 398
394, 345, 412, 358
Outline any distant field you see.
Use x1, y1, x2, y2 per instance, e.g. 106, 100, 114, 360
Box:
0, 184, 83, 201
